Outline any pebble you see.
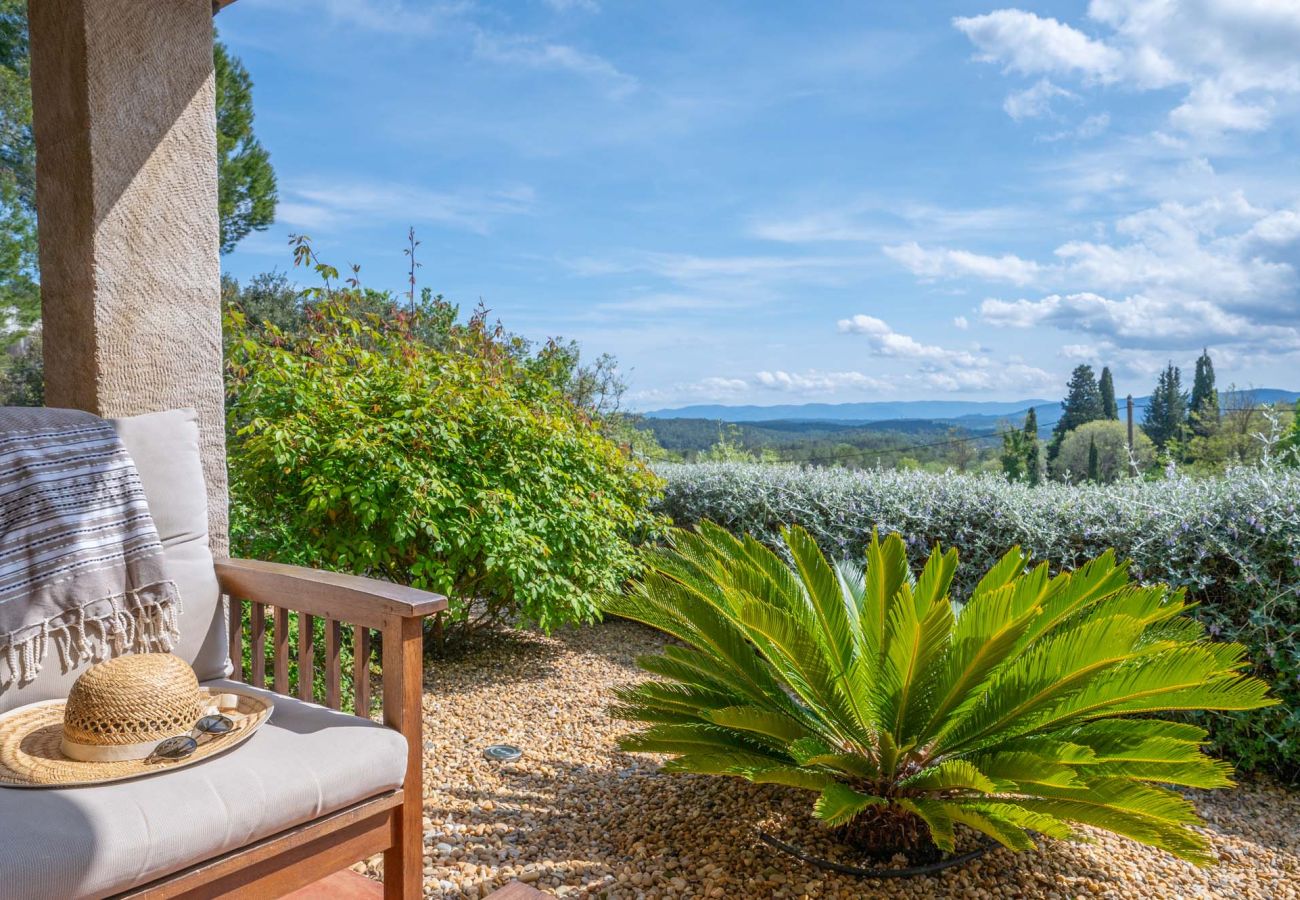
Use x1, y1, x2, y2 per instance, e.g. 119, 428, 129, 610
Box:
348, 620, 1300, 899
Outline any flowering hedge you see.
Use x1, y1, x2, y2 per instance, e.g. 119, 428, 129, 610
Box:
656, 463, 1300, 777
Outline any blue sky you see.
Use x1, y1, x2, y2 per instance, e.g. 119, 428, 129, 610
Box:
219, 0, 1300, 410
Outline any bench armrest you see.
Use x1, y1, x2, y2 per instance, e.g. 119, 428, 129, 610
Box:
216, 556, 435, 893
214, 557, 447, 630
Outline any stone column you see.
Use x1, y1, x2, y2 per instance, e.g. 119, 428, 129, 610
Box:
28, 0, 229, 552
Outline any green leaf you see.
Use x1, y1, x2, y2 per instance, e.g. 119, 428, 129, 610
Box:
813, 783, 884, 827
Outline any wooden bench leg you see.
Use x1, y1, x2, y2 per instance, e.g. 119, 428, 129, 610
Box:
383, 615, 424, 900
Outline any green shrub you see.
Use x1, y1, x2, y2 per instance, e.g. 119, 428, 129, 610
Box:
656, 462, 1300, 777
226, 296, 663, 647
1052, 420, 1154, 483
609, 525, 1273, 862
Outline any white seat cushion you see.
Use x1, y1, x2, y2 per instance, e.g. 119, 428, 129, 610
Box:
0, 681, 406, 900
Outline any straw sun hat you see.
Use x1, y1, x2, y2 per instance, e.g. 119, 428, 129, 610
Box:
0, 653, 272, 788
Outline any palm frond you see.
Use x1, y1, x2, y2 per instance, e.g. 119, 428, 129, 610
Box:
814, 783, 885, 827
607, 523, 1273, 865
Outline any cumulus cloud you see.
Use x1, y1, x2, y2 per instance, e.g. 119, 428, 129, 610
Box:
836, 314, 974, 362
1168, 82, 1273, 135
954, 10, 1122, 82
982, 291, 1300, 353
956, 1, 1300, 135
953, 315, 970, 330
1061, 343, 1106, 360
833, 315, 1055, 393
882, 242, 1043, 285
882, 191, 1300, 361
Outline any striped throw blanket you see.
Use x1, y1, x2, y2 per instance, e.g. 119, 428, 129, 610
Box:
0, 407, 180, 687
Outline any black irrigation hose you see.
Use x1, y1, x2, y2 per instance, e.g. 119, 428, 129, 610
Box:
757, 829, 995, 879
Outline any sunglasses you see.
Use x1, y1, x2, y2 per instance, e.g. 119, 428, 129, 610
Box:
148, 714, 236, 762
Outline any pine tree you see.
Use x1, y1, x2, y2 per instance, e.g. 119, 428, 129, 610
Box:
1143, 363, 1188, 451
1087, 435, 1100, 482
1189, 349, 1219, 438
1023, 407, 1042, 485
1048, 365, 1104, 461
0, 0, 40, 352
1099, 366, 1118, 420
215, 40, 278, 255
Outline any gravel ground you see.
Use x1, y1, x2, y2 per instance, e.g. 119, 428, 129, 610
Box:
359, 619, 1300, 899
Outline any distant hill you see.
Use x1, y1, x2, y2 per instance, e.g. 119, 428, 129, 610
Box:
643, 399, 1056, 423
644, 389, 1299, 436
629, 410, 982, 460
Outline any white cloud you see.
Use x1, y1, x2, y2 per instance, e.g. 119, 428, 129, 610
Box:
836, 314, 969, 362
957, 1, 1300, 135
953, 315, 970, 330
565, 250, 860, 284
1075, 111, 1111, 137
544, 0, 600, 11
1039, 111, 1113, 142
473, 33, 637, 98
748, 201, 1036, 245
835, 314, 890, 335
833, 315, 1056, 393
954, 10, 1122, 82
882, 242, 1043, 285
662, 361, 1056, 401
276, 180, 535, 234
1003, 79, 1076, 120
1049, 193, 1295, 302
892, 193, 1300, 311
753, 370, 890, 393
1168, 82, 1273, 135
749, 212, 882, 243
981, 291, 1300, 351
1061, 342, 1106, 360
876, 191, 1300, 363
697, 376, 749, 393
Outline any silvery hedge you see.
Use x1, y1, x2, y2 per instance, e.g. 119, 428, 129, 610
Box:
655, 463, 1300, 775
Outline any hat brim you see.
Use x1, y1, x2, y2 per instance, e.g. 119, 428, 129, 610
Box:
0, 687, 273, 788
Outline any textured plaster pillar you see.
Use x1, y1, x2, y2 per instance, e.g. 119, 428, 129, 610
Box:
28, 0, 229, 552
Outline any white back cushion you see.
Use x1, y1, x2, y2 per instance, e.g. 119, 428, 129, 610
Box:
0, 408, 229, 713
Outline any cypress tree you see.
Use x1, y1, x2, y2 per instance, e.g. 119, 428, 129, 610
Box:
1000, 429, 1026, 482
1087, 435, 1100, 483
1099, 366, 1118, 420
1023, 407, 1042, 485
1048, 365, 1104, 461
1189, 348, 1219, 437
1143, 363, 1188, 451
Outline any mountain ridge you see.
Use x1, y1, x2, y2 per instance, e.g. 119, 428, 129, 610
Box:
642, 389, 1300, 428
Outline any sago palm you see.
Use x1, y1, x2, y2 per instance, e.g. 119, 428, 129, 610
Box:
606, 523, 1274, 863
